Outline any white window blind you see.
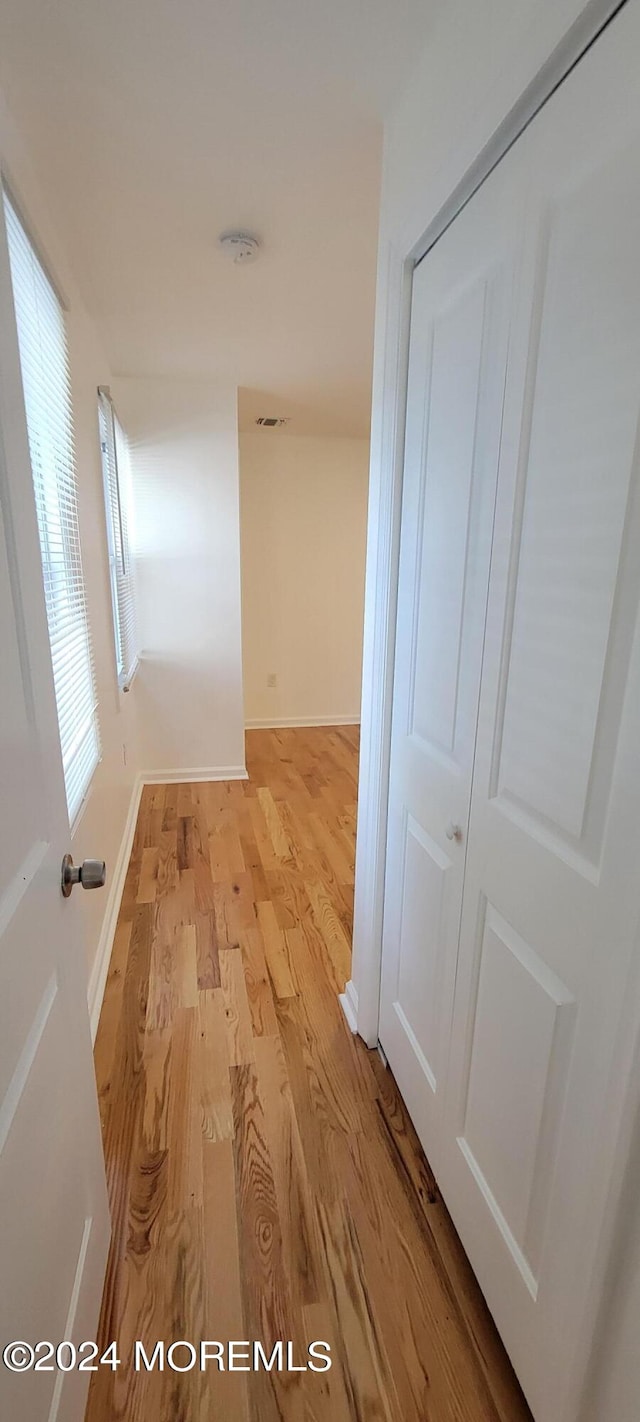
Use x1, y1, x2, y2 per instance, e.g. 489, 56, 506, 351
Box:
98, 389, 137, 687
4, 191, 101, 824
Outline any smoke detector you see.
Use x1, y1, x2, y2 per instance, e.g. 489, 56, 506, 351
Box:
218, 231, 260, 264
255, 417, 290, 428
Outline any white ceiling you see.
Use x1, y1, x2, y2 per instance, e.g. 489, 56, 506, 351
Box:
0, 0, 437, 436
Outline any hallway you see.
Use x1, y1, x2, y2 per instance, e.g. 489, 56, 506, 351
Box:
87, 726, 530, 1422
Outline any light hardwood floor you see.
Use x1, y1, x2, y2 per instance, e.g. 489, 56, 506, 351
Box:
87, 725, 531, 1422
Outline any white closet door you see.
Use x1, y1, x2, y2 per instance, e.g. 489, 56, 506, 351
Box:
440, 6, 640, 1420
378, 142, 526, 1171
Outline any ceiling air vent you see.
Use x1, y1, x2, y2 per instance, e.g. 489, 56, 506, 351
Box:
255, 417, 290, 428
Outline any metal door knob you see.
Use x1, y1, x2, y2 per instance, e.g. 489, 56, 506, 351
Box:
61, 854, 106, 897
445, 822, 463, 842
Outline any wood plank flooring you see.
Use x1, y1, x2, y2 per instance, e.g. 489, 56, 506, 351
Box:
86, 725, 531, 1422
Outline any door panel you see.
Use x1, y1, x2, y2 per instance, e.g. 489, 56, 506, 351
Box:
393, 815, 449, 1091
379, 142, 525, 1170
440, 6, 640, 1420
496, 140, 640, 852
458, 899, 575, 1293
410, 279, 487, 756
0, 206, 110, 1421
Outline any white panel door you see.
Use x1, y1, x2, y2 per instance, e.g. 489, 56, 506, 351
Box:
440, 6, 640, 1420
0, 219, 110, 1416
378, 143, 526, 1171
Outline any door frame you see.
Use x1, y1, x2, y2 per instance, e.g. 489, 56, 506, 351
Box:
347, 0, 640, 1415
347, 0, 627, 1042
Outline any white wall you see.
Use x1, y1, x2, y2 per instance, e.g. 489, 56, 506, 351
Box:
0, 88, 139, 1005
240, 433, 368, 727
349, 1, 637, 1415
113, 377, 246, 777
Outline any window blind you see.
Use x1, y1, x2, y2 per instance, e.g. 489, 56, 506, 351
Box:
4, 191, 101, 824
98, 389, 137, 687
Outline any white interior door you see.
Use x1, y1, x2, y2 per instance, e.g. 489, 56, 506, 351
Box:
438, 6, 640, 1421
378, 136, 526, 1171
0, 218, 110, 1418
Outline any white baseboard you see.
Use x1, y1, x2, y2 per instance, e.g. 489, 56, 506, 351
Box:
141, 764, 248, 783
88, 773, 143, 1043
339, 979, 359, 1035
245, 716, 360, 730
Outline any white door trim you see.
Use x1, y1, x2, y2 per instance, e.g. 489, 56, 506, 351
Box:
347, 0, 628, 1051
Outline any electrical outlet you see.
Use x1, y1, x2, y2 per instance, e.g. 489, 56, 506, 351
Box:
267, 672, 277, 689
